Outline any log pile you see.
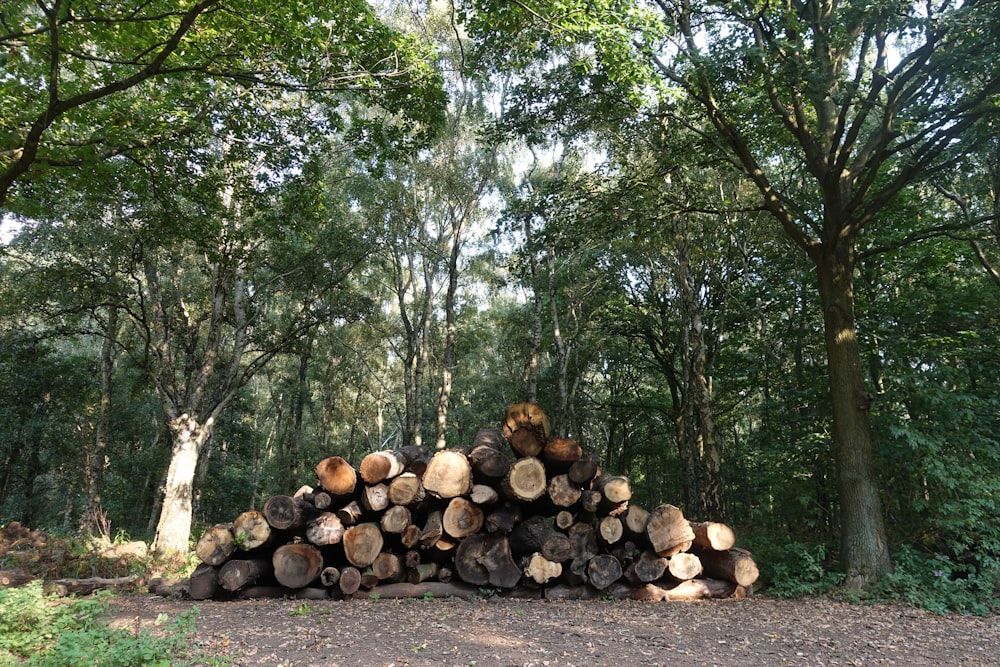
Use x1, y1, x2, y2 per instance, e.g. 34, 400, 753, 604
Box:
184, 402, 758, 602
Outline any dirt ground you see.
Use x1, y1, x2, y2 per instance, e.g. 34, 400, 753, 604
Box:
112, 594, 1000, 667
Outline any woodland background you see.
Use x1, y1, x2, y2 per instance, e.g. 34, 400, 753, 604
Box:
0, 0, 998, 612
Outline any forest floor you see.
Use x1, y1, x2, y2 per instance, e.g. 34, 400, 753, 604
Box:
111, 593, 1000, 667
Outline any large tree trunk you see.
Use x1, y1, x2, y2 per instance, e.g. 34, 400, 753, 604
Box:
815, 243, 891, 588
152, 413, 216, 557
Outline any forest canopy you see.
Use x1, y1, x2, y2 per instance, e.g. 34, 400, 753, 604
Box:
1, 0, 998, 610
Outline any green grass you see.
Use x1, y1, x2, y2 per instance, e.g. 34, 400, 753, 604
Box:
0, 582, 228, 666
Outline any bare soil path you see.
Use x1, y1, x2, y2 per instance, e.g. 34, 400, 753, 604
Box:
112, 595, 999, 666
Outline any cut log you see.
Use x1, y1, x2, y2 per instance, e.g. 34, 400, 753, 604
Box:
470, 427, 506, 451
361, 483, 390, 514
408, 562, 440, 584
667, 552, 703, 581
236, 585, 329, 601
598, 516, 624, 546
594, 474, 632, 504
400, 523, 422, 548
195, 523, 235, 566
646, 504, 695, 557
689, 521, 737, 551
454, 533, 522, 589
232, 510, 273, 551
320, 566, 340, 587
380, 505, 412, 534
555, 510, 575, 530
305, 512, 345, 546
188, 563, 220, 600
566, 521, 600, 562
691, 546, 760, 587
470, 483, 500, 506
387, 472, 425, 506
501, 456, 547, 502
0, 569, 34, 588
509, 515, 562, 558
452, 533, 490, 586
312, 491, 333, 510
628, 550, 668, 583
523, 553, 562, 585
588, 554, 623, 590
547, 474, 582, 508
342, 522, 384, 568
45, 575, 138, 597
314, 456, 358, 497
485, 503, 523, 534
339, 566, 362, 596
467, 444, 511, 481
661, 577, 738, 600
621, 505, 650, 539
421, 450, 473, 499
580, 489, 602, 514
567, 453, 601, 485
359, 450, 408, 484
218, 558, 273, 592
263, 495, 316, 532
502, 402, 551, 457
542, 437, 583, 470
360, 581, 477, 599
273, 543, 323, 589
371, 552, 406, 582
443, 497, 485, 538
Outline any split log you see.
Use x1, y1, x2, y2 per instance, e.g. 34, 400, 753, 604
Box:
666, 552, 703, 581
691, 546, 760, 587
232, 510, 274, 551
263, 495, 316, 532
689, 521, 737, 551
523, 553, 561, 585
380, 505, 412, 534
588, 554, 623, 590
418, 510, 444, 548
387, 472, 425, 506
360, 450, 408, 484
501, 456, 547, 502
339, 566, 362, 596
454, 533, 522, 589
443, 497, 485, 539
218, 558, 273, 592
195, 523, 235, 566
646, 504, 695, 557
421, 450, 473, 499
273, 543, 323, 589
305, 512, 345, 546
542, 437, 583, 470
188, 563, 220, 600
336, 500, 364, 526
361, 483, 390, 514
342, 522, 385, 568
547, 474, 582, 508
45, 575, 138, 597
509, 515, 569, 560
502, 402, 551, 457
314, 456, 358, 497
467, 444, 511, 481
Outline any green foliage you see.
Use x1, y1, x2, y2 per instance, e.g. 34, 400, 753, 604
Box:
868, 546, 997, 615
746, 534, 844, 598
0, 582, 224, 666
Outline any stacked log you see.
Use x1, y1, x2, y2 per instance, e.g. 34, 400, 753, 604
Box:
186, 402, 758, 602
